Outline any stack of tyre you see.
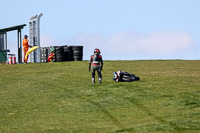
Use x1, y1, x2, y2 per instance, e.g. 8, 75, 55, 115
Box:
64, 46, 73, 61
41, 45, 83, 62
55, 46, 64, 62
73, 46, 83, 61
40, 47, 49, 62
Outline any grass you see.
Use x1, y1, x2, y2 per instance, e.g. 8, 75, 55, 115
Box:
0, 60, 200, 133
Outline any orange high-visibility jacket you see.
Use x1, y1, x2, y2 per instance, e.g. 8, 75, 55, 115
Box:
23, 39, 30, 51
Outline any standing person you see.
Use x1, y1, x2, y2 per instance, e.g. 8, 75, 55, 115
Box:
23, 35, 32, 63
89, 48, 104, 84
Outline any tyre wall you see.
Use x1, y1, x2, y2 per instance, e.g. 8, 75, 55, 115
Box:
40, 45, 83, 62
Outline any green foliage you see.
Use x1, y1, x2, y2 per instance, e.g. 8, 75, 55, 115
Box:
0, 60, 200, 133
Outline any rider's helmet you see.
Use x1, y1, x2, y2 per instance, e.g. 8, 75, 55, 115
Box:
51, 47, 55, 53
94, 48, 101, 54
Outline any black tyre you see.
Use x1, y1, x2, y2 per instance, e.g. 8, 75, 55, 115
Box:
64, 46, 73, 51
74, 55, 82, 61
122, 76, 134, 82
56, 50, 64, 54
135, 76, 140, 81
73, 50, 83, 55
72, 46, 83, 51
74, 58, 82, 61
67, 55, 74, 61
73, 46, 83, 61
56, 55, 64, 58
56, 53, 63, 56
56, 58, 64, 62
56, 46, 64, 50
56, 56, 64, 62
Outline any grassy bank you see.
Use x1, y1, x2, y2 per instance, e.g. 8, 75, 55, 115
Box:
0, 60, 200, 132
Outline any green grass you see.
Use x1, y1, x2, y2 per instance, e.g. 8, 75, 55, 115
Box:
0, 60, 200, 133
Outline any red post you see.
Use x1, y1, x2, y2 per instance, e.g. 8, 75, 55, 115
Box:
12, 56, 16, 64
9, 56, 12, 64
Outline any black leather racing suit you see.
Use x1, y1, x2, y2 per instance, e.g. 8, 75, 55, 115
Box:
89, 54, 103, 81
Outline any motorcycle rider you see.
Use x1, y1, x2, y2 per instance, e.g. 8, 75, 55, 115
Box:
89, 48, 103, 84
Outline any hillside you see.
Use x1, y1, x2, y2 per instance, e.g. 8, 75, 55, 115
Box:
0, 60, 200, 133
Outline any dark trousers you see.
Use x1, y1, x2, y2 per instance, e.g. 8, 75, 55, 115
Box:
92, 65, 102, 79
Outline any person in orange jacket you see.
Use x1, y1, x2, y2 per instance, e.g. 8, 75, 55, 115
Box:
23, 35, 32, 63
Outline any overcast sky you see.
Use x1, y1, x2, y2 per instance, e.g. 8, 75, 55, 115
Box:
1, 0, 200, 60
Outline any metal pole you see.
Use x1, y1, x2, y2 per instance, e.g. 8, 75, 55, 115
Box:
5, 33, 7, 50
19, 29, 22, 63
4, 33, 7, 62
18, 29, 22, 63
18, 29, 20, 63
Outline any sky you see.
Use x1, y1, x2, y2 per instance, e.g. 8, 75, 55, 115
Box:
0, 0, 200, 60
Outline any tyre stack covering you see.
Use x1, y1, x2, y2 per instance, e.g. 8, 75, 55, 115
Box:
73, 46, 83, 61
46, 47, 50, 58
40, 47, 44, 62
40, 47, 48, 62
64, 46, 74, 61
55, 46, 64, 62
